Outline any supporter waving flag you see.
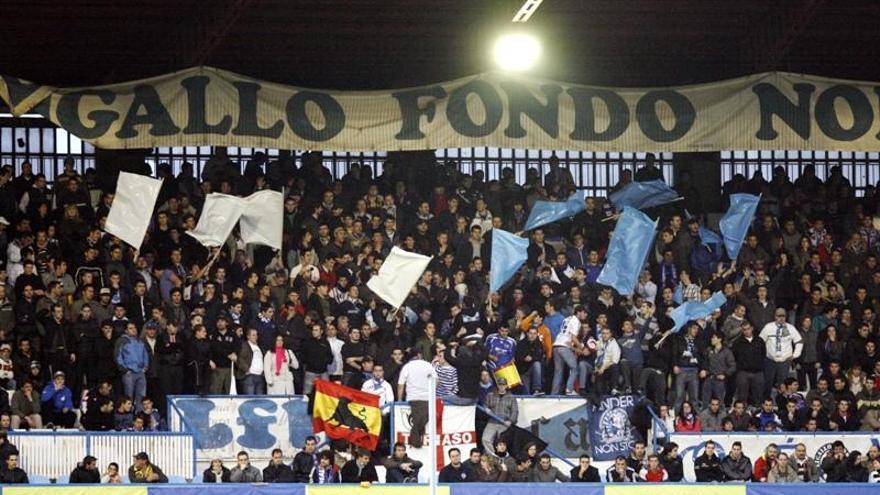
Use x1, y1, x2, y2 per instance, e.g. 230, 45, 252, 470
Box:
719, 193, 760, 260
670, 291, 727, 332
596, 207, 658, 295
608, 179, 680, 210
313, 379, 382, 450
489, 229, 530, 292
524, 191, 586, 231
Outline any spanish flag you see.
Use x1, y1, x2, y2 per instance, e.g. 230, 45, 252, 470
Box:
493, 362, 522, 388
313, 379, 382, 450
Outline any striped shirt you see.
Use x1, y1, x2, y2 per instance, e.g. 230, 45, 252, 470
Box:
434, 362, 459, 397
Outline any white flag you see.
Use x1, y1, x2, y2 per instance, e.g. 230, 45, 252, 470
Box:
239, 190, 283, 250
366, 247, 432, 309
104, 172, 163, 249
187, 193, 247, 247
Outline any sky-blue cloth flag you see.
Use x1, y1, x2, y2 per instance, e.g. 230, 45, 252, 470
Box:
673, 284, 684, 305
719, 193, 760, 260
699, 226, 723, 247
608, 179, 680, 210
524, 191, 586, 231
669, 291, 727, 333
489, 229, 530, 292
596, 207, 657, 295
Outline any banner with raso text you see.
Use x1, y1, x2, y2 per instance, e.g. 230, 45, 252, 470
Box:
392, 403, 476, 481
4, 67, 880, 152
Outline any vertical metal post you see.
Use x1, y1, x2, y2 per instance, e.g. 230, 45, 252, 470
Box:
428, 373, 438, 495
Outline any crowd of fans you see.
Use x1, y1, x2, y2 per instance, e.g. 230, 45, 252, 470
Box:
0, 150, 878, 482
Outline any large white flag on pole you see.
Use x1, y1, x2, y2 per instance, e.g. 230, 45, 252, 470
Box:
367, 247, 432, 309
239, 190, 283, 250
187, 193, 247, 247
104, 172, 163, 249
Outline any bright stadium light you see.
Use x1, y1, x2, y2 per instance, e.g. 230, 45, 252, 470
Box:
493, 32, 542, 72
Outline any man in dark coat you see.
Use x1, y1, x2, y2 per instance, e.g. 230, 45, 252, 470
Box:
69, 456, 101, 483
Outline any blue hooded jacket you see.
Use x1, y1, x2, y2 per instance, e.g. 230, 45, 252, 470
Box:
115, 334, 149, 373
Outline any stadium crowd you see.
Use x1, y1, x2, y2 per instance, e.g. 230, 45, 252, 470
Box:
0, 151, 878, 483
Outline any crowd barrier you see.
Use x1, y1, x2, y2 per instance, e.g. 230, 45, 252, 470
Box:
0, 483, 878, 495
7, 431, 196, 482
669, 432, 880, 482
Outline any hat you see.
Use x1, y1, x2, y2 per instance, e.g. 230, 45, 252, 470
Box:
99, 288, 111, 296
0, 343, 10, 352
775, 309, 787, 317
133, 452, 150, 461
496, 377, 508, 386
0, 217, 8, 226
30, 361, 40, 369
53, 370, 65, 378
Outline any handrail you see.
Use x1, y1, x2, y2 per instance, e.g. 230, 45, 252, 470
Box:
645, 403, 668, 453
475, 403, 575, 468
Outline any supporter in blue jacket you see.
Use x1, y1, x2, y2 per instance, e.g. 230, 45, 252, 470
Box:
40, 371, 76, 427
114, 322, 149, 408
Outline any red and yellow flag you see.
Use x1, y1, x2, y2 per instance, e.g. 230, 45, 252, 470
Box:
313, 379, 382, 450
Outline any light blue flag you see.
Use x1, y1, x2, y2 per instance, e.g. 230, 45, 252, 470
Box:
673, 284, 684, 305
669, 291, 727, 332
703, 291, 728, 313
719, 193, 760, 260
608, 179, 680, 210
699, 226, 723, 247
489, 229, 530, 292
596, 207, 657, 295
524, 191, 586, 231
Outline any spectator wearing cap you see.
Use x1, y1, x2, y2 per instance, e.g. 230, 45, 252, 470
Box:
92, 288, 114, 324
115, 322, 149, 408
129, 452, 168, 483
759, 307, 803, 396
70, 455, 100, 483
10, 381, 41, 429
482, 376, 517, 456
40, 370, 75, 428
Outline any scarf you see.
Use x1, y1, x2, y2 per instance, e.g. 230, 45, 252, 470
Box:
274, 347, 287, 376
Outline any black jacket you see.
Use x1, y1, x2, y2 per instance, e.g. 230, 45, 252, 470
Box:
291, 451, 316, 483
340, 460, 379, 483
515, 336, 545, 373
438, 463, 473, 483
662, 455, 684, 482
570, 465, 601, 482
301, 337, 333, 374
202, 466, 231, 483
446, 343, 486, 399
0, 467, 28, 484
69, 465, 101, 483
694, 453, 724, 482
821, 455, 848, 482
732, 335, 766, 372
263, 462, 295, 483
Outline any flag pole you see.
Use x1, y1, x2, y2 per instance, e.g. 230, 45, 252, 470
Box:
428, 372, 438, 495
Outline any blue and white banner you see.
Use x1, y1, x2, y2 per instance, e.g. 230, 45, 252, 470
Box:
588, 395, 641, 461
168, 396, 312, 464
514, 397, 591, 462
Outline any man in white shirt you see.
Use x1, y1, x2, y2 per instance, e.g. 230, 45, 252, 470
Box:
759, 307, 803, 397
362, 363, 394, 410
594, 327, 621, 397
551, 305, 587, 396
397, 350, 433, 448
325, 325, 345, 381
236, 328, 265, 395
